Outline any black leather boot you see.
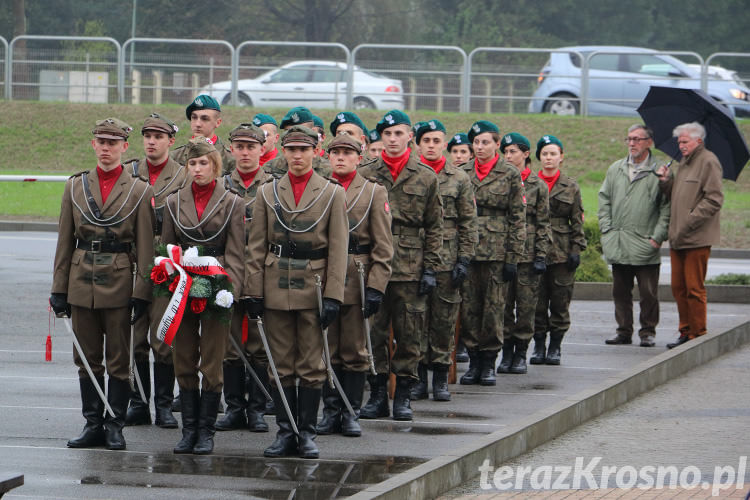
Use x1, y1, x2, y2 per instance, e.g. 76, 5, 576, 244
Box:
264, 386, 298, 457
392, 376, 413, 421
459, 350, 481, 385
360, 373, 389, 419
67, 376, 106, 448
153, 362, 178, 428
431, 364, 451, 401
193, 390, 221, 454
316, 367, 342, 435
546, 335, 563, 365
410, 363, 429, 400
496, 339, 515, 374
215, 361, 248, 431
297, 386, 321, 459
171, 393, 181, 413
341, 371, 365, 437
480, 351, 497, 386
125, 361, 151, 426
104, 377, 130, 450
455, 341, 469, 363
246, 361, 270, 432
510, 339, 529, 374
529, 335, 547, 365
173, 389, 200, 454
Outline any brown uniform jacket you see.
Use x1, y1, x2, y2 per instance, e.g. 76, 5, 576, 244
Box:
520, 172, 552, 263
659, 144, 724, 250
342, 173, 393, 304
245, 172, 348, 310
223, 167, 272, 237
125, 156, 188, 238
52, 168, 155, 308
161, 181, 246, 297
263, 153, 332, 179
546, 171, 587, 264
436, 160, 477, 271
170, 136, 235, 175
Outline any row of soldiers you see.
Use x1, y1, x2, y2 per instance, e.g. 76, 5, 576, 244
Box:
49, 94, 585, 459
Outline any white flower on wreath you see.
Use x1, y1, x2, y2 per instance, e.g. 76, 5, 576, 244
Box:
215, 289, 234, 308
183, 246, 199, 260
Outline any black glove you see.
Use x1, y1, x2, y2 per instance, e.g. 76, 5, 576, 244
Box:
49, 293, 71, 318
501, 262, 517, 282
363, 287, 384, 318
418, 268, 437, 296
129, 298, 149, 325
566, 253, 581, 271
241, 297, 264, 319
532, 256, 547, 275
451, 256, 470, 288
320, 298, 341, 329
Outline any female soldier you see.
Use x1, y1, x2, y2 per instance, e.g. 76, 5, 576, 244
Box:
161, 136, 245, 454
531, 135, 586, 366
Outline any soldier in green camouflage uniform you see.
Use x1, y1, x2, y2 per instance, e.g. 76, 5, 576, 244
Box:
531, 135, 586, 366
366, 129, 385, 161
358, 110, 443, 421
263, 107, 332, 178
410, 120, 476, 402
459, 121, 526, 386
498, 133, 551, 375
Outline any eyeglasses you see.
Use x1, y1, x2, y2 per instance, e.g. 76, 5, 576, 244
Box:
625, 136, 651, 143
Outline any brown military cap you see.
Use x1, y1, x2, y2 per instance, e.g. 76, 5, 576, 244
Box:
281, 125, 318, 148
185, 135, 217, 160
142, 113, 179, 135
229, 123, 266, 144
92, 117, 132, 140
326, 134, 362, 153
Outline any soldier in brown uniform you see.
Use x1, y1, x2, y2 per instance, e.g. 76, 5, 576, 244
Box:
123, 114, 186, 429
358, 110, 444, 421
170, 94, 235, 175
410, 120, 476, 401
459, 120, 526, 386
243, 126, 348, 459
50, 118, 154, 450
215, 123, 274, 433
315, 134, 393, 437
498, 133, 551, 375
531, 135, 587, 366
263, 107, 332, 178
161, 137, 246, 454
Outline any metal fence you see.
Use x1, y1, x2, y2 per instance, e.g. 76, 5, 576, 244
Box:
1, 36, 749, 117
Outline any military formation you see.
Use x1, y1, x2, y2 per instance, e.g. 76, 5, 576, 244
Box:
49, 93, 589, 458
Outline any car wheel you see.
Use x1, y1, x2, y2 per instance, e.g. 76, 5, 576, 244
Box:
543, 93, 579, 115
221, 93, 253, 107
353, 97, 376, 110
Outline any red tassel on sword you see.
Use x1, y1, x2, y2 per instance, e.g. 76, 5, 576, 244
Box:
46, 304, 54, 362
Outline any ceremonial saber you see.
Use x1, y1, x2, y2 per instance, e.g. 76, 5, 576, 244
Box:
129, 264, 147, 404
227, 330, 272, 402
254, 316, 298, 435
356, 261, 377, 375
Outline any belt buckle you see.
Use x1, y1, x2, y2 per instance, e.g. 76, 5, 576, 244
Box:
91, 240, 102, 253
270, 244, 282, 258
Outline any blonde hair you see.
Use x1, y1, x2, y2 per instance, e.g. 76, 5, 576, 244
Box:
188, 151, 223, 179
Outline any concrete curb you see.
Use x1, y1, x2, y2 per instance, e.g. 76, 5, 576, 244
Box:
0, 220, 57, 232
348, 320, 750, 499
573, 282, 750, 304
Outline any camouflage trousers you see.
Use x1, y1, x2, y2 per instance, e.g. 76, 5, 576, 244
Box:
460, 261, 508, 353
504, 263, 542, 342
534, 263, 576, 341
421, 271, 460, 366
370, 281, 426, 380
132, 295, 173, 365
224, 307, 269, 365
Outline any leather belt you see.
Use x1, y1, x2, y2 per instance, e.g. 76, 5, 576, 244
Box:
269, 243, 327, 260
75, 239, 131, 253
391, 224, 421, 236
348, 243, 372, 255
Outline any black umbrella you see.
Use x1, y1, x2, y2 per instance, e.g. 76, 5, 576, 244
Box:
636, 86, 749, 181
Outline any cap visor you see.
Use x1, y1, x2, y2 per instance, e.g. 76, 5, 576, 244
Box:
283, 141, 316, 147
94, 133, 126, 140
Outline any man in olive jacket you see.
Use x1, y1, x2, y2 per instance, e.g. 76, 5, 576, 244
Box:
599, 124, 670, 348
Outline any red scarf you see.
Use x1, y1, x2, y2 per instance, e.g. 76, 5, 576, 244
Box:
237, 167, 260, 188
147, 158, 168, 185
420, 155, 446, 175
474, 154, 499, 181
192, 180, 216, 220
97, 165, 123, 204
538, 169, 561, 192
289, 169, 313, 205
259, 148, 278, 166
382, 148, 411, 181
520, 166, 531, 182
333, 170, 357, 190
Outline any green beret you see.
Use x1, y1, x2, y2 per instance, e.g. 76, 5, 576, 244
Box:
367, 129, 381, 144
185, 135, 217, 160
447, 133, 470, 151
535, 134, 564, 160
252, 113, 277, 127
185, 94, 220, 120
312, 115, 324, 131
414, 119, 446, 144
280, 106, 314, 129
142, 113, 178, 136
330, 111, 367, 136
375, 109, 411, 134
327, 134, 362, 153
412, 121, 426, 135
92, 117, 132, 140
500, 132, 531, 153
229, 123, 265, 144
281, 125, 318, 147
468, 120, 500, 143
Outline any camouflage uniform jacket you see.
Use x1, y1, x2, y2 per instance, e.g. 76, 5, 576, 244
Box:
223, 167, 272, 239
435, 160, 477, 272
263, 154, 332, 179
358, 151, 444, 282
546, 171, 587, 264
461, 158, 526, 264
519, 172, 551, 264
170, 136, 235, 175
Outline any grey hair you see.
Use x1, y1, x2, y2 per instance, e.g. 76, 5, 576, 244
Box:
628, 124, 653, 139
673, 122, 706, 140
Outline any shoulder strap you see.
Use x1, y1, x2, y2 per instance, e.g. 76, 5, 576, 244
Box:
80, 172, 102, 219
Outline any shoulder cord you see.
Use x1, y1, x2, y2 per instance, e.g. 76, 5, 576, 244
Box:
174, 189, 231, 231
272, 178, 332, 214
71, 177, 149, 227
261, 180, 338, 234
152, 171, 183, 198
167, 192, 239, 243
347, 180, 376, 233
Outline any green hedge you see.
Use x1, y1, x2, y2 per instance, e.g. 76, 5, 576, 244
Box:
575, 218, 612, 282
706, 273, 750, 285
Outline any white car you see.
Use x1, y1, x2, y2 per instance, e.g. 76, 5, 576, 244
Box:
200, 60, 404, 110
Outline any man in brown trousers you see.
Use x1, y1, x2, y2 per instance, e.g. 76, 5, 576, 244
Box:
50, 118, 154, 450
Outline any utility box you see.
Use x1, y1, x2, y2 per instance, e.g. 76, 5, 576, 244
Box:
40, 70, 109, 103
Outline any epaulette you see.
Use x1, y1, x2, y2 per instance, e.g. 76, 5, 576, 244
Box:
358, 157, 378, 168
363, 175, 384, 186
70, 170, 88, 179
329, 177, 342, 186
264, 176, 277, 184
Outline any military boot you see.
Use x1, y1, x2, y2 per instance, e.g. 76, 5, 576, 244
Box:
153, 362, 178, 428
455, 341, 469, 363
171, 392, 181, 412
193, 391, 221, 454
410, 363, 429, 400
480, 351, 497, 385
510, 339, 529, 374
67, 376, 106, 448
173, 389, 200, 454
316, 367, 342, 435
529, 334, 547, 365
297, 386, 321, 459
264, 386, 298, 457
459, 350, 481, 385
125, 360, 151, 426
341, 370, 365, 437
546, 334, 563, 365
246, 361, 270, 432
496, 339, 515, 374
215, 361, 248, 431
104, 377, 130, 450
360, 373, 389, 419
392, 376, 413, 421
431, 364, 451, 401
